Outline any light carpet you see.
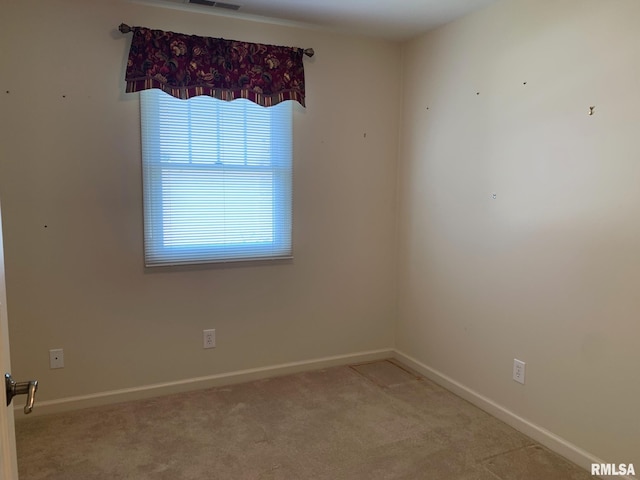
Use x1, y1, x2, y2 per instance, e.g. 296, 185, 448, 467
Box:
15, 359, 593, 479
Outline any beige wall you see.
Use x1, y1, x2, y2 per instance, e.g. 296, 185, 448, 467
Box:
397, 0, 640, 469
0, 0, 399, 401
2, 0, 638, 472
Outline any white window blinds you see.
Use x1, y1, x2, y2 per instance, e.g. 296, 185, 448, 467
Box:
140, 89, 293, 266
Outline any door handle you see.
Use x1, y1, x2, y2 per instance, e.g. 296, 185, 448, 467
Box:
5, 373, 38, 414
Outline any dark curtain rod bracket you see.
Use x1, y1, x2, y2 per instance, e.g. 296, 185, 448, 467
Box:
118, 23, 314, 57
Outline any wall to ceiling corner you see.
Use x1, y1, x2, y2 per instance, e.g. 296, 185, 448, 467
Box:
397, 0, 640, 469
0, 0, 401, 404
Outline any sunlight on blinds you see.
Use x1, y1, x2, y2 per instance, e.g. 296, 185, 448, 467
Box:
140, 90, 292, 266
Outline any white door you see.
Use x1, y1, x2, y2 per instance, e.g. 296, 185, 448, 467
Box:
0, 201, 19, 480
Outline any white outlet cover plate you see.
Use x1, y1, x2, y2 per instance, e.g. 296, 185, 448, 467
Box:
203, 329, 216, 349
49, 348, 64, 369
513, 359, 525, 384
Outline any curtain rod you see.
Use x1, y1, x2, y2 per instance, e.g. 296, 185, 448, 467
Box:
118, 23, 315, 57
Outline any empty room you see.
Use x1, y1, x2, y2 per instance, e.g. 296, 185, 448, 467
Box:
0, 0, 638, 478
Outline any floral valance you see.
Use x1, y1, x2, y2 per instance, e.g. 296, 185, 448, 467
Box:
124, 26, 306, 107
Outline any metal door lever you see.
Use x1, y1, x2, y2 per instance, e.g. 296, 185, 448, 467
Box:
5, 373, 38, 414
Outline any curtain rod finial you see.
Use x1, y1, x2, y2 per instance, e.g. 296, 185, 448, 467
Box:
119, 23, 132, 34
304, 48, 314, 58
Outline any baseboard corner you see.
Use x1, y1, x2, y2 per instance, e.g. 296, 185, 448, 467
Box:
392, 349, 611, 477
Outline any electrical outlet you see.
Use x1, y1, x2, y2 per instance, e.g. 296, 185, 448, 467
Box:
49, 348, 64, 369
513, 359, 525, 384
203, 329, 216, 349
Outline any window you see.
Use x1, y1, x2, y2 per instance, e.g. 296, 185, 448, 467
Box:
140, 89, 293, 266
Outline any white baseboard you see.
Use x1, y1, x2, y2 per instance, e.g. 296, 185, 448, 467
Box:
18, 347, 634, 480
393, 350, 636, 480
21, 348, 393, 417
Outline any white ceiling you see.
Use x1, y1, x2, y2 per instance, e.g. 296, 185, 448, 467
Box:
137, 0, 499, 41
